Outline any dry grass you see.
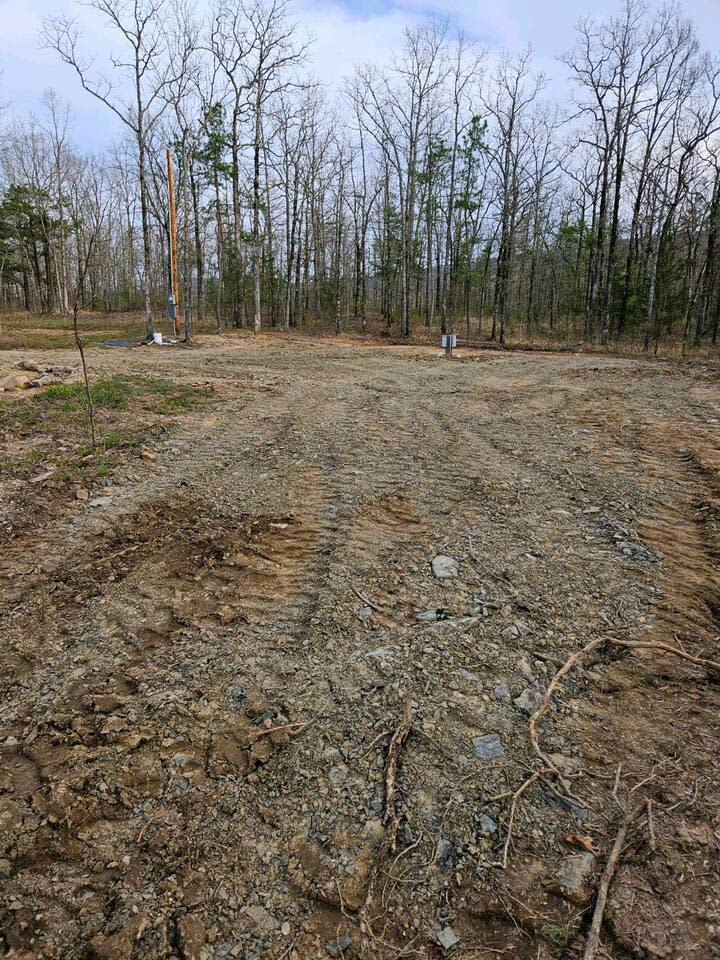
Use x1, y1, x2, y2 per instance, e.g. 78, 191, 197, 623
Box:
2, 308, 719, 364
0, 310, 147, 351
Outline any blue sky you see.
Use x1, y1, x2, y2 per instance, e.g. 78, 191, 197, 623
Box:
3, 0, 720, 150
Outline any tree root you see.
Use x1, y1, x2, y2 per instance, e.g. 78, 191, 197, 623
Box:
606, 636, 720, 674
501, 767, 553, 868
360, 699, 414, 956
528, 637, 605, 788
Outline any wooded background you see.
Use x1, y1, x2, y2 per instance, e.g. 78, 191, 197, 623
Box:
1, 0, 720, 351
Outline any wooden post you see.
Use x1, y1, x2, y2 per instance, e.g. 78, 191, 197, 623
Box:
166, 148, 181, 337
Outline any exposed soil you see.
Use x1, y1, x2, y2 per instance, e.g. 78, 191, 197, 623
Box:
0, 334, 718, 960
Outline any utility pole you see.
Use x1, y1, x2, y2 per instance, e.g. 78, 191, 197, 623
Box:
166, 148, 181, 337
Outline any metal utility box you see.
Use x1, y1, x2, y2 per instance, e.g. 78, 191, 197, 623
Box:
441, 333, 457, 357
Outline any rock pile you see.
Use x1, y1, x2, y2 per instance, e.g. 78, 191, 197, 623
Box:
0, 359, 82, 392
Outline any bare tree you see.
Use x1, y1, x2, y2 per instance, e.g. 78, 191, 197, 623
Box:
0, 3, 716, 351
42, 0, 191, 337
483, 49, 544, 342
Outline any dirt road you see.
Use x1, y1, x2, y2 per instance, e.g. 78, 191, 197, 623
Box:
1, 336, 719, 959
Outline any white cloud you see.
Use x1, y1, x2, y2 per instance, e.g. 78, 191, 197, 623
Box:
2, 0, 720, 150
299, 1, 416, 80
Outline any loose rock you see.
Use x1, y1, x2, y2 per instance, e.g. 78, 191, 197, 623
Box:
514, 688, 542, 714
493, 682, 510, 702
432, 555, 459, 579
478, 814, 498, 835
86, 914, 148, 960
555, 852, 595, 902
327, 934, 352, 956
474, 733, 504, 758
243, 904, 279, 932
436, 926, 461, 950
176, 915, 206, 960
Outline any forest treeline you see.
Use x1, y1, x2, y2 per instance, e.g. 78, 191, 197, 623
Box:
1, 0, 720, 350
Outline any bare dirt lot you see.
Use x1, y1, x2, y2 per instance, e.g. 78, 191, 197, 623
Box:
1, 335, 719, 960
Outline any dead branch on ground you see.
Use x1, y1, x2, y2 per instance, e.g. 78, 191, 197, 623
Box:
582, 803, 642, 960
351, 584, 386, 612
607, 637, 720, 674
360, 698, 414, 955
528, 637, 604, 787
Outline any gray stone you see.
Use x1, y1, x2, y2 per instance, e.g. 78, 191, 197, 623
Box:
416, 609, 439, 621
0, 374, 34, 391
514, 688, 542, 714
474, 733, 504, 759
365, 646, 394, 664
243, 904, 279, 931
432, 555, 459, 579
517, 656, 534, 678
545, 794, 589, 820
435, 837, 455, 867
327, 934, 351, 956
478, 814, 498, 835
329, 764, 347, 788
556, 852, 595, 901
549, 753, 580, 775
436, 926, 460, 950
459, 669, 480, 685
400, 822, 414, 845
493, 683, 510, 702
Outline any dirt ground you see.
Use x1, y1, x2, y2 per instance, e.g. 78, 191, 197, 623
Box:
0, 334, 719, 960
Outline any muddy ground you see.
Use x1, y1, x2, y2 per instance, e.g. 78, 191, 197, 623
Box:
1, 334, 719, 960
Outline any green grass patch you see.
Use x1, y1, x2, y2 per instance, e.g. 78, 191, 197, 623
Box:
44, 378, 135, 409
11, 375, 214, 420
540, 923, 570, 949
0, 375, 215, 489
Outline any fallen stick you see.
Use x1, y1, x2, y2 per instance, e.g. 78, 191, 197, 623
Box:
582, 804, 638, 960
351, 584, 385, 613
251, 716, 319, 739
77, 543, 140, 572
360, 700, 413, 949
457, 616, 480, 635
646, 799, 656, 852
359, 729, 390, 759
382, 699, 413, 835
